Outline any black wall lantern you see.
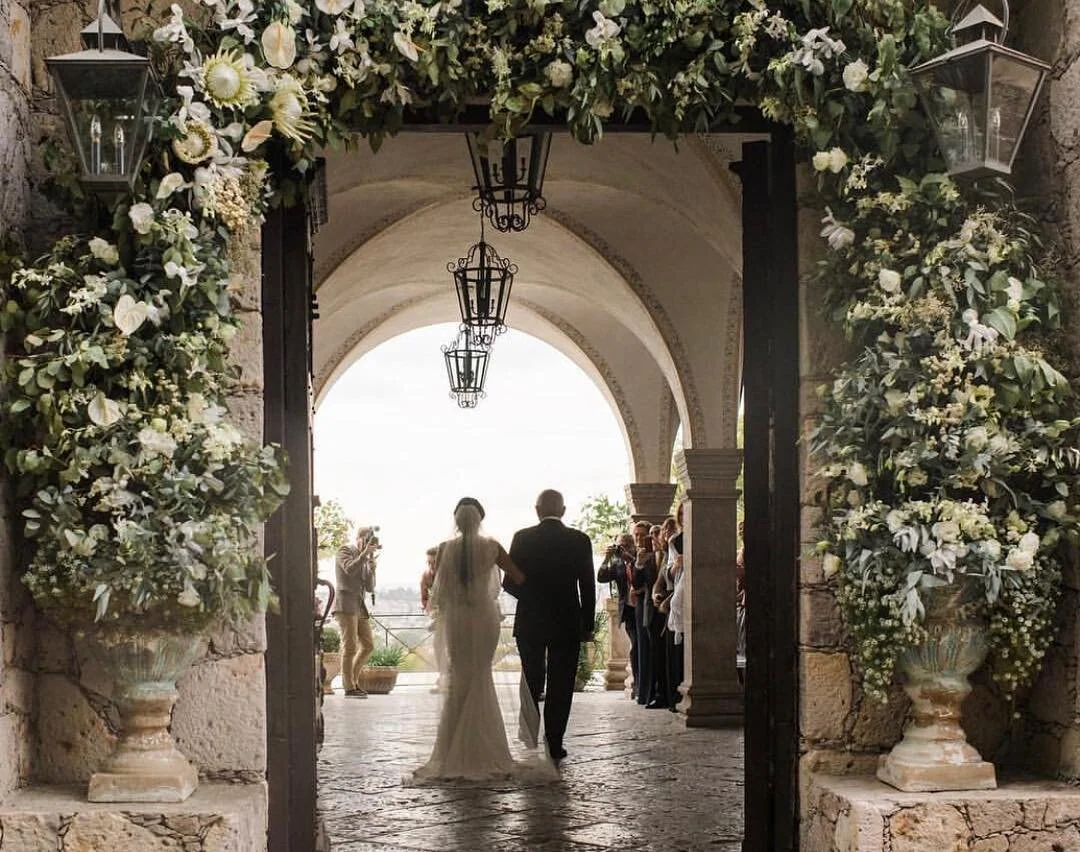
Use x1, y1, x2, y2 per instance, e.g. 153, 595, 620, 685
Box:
911, 0, 1048, 179
466, 132, 552, 233
449, 231, 517, 346
442, 327, 492, 409
47, 0, 161, 193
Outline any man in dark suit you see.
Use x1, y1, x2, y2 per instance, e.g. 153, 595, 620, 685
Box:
503, 489, 595, 765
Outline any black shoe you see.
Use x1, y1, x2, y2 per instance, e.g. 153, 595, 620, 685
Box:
547, 744, 567, 761
345, 689, 368, 699
645, 700, 669, 710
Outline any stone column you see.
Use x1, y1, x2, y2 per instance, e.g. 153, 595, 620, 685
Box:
625, 482, 677, 525
674, 448, 743, 727
604, 597, 630, 690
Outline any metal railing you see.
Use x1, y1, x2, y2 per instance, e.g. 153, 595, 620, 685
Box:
365, 611, 519, 671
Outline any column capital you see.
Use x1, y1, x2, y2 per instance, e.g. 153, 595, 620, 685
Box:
624, 482, 677, 524
674, 448, 742, 497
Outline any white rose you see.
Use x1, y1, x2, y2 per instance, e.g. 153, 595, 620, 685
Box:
812, 151, 831, 172
88, 237, 119, 265
262, 20, 297, 69
985, 539, 1002, 560
128, 202, 155, 234
545, 60, 574, 89
932, 520, 961, 543
823, 553, 842, 579
1019, 531, 1040, 554
827, 147, 848, 173
87, 393, 123, 428
848, 461, 868, 487
113, 294, 149, 336
1047, 500, 1068, 521
842, 59, 869, 92
156, 172, 186, 199
878, 268, 901, 293
1005, 548, 1034, 572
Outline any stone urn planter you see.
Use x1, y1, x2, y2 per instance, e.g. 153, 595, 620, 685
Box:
84, 628, 206, 803
357, 666, 399, 694
322, 651, 342, 694
877, 581, 997, 793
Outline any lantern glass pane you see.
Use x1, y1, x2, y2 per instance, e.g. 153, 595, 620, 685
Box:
920, 52, 988, 173
987, 52, 1043, 170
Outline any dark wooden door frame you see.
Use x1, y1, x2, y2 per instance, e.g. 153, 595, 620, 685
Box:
261, 117, 801, 852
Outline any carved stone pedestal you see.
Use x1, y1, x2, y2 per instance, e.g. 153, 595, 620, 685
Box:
604, 597, 630, 691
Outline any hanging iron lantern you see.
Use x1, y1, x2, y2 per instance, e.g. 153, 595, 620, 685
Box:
46, 0, 161, 194
466, 132, 552, 233
449, 234, 517, 346
442, 327, 492, 409
911, 0, 1048, 179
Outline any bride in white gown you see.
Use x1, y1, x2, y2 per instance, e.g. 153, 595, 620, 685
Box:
411, 498, 559, 784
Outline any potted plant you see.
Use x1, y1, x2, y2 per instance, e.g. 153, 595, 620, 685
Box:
576, 609, 608, 691
321, 625, 342, 695
358, 644, 407, 694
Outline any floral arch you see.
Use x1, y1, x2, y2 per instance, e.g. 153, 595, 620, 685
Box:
1, 0, 1077, 741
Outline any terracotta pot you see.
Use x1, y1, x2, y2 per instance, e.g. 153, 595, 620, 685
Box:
83, 628, 205, 803
321, 651, 341, 694
358, 666, 399, 694
877, 581, 997, 792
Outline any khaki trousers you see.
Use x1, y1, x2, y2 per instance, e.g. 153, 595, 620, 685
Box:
336, 612, 374, 691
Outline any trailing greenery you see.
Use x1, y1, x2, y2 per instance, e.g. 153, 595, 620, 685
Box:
314, 497, 353, 558
1, 0, 1076, 701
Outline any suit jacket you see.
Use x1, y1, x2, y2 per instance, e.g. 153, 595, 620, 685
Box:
503, 518, 596, 643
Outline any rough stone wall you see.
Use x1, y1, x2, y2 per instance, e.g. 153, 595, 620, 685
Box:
23, 1, 269, 812
0, 0, 38, 799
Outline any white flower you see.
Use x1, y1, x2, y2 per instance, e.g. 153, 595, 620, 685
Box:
545, 60, 574, 89
241, 120, 274, 152
177, 584, 201, 608
88, 238, 119, 265
1047, 500, 1068, 521
812, 151, 831, 172
1005, 547, 1034, 572
128, 203, 155, 234
965, 426, 989, 452
1006, 276, 1024, 304
847, 462, 868, 486
822, 553, 841, 579
262, 21, 298, 69
985, 539, 1002, 560
1019, 531, 1040, 554
585, 11, 621, 48
87, 393, 123, 428
393, 31, 420, 62
172, 120, 219, 164
269, 78, 315, 142
884, 389, 907, 413
316, 0, 352, 12
820, 208, 855, 250
826, 147, 848, 173
878, 268, 901, 293
842, 59, 869, 92
960, 308, 999, 353
157, 172, 187, 199
932, 520, 961, 543
885, 510, 907, 533
138, 425, 178, 458
113, 294, 149, 336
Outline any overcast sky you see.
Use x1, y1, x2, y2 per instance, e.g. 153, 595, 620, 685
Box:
313, 323, 631, 592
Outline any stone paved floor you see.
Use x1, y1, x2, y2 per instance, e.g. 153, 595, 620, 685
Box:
318, 676, 744, 852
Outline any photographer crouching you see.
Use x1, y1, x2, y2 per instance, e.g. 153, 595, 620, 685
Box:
334, 526, 381, 698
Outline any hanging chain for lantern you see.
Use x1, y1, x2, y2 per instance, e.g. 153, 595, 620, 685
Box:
442, 326, 492, 409
910, 0, 1048, 178
465, 131, 552, 233
448, 213, 518, 346
46, 0, 161, 194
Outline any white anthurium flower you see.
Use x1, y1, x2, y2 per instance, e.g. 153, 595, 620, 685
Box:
156, 172, 187, 199
177, 583, 201, 607
262, 20, 297, 69
586, 11, 621, 48
393, 30, 420, 62
842, 59, 869, 92
826, 147, 848, 173
878, 268, 901, 293
316, 0, 352, 12
128, 202, 155, 234
1047, 500, 1068, 521
88, 237, 119, 265
241, 120, 274, 152
545, 60, 574, 88
1019, 531, 1040, 554
87, 393, 123, 428
820, 208, 855, 250
848, 461, 868, 486
822, 553, 841, 579
113, 294, 149, 336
